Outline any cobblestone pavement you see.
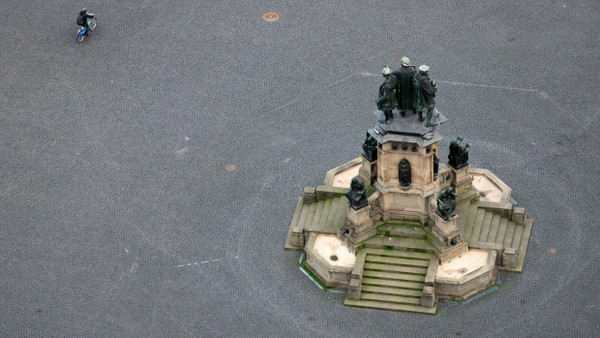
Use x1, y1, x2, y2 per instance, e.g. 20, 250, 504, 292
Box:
1, 1, 599, 336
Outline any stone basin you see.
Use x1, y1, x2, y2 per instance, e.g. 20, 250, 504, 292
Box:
436, 249, 489, 279
303, 233, 356, 287
313, 234, 356, 267
435, 249, 497, 299
331, 164, 361, 188
469, 168, 512, 203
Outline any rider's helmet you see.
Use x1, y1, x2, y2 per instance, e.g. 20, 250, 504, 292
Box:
80, 8, 87, 15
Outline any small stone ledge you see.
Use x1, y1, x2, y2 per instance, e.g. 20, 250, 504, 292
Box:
303, 187, 316, 204
285, 197, 306, 250
350, 250, 367, 280
468, 241, 503, 265
324, 157, 362, 186
347, 278, 361, 300
421, 286, 435, 308
469, 168, 512, 203
511, 207, 526, 224
347, 251, 366, 300
477, 201, 512, 218
425, 258, 439, 286
502, 247, 517, 269
316, 185, 348, 201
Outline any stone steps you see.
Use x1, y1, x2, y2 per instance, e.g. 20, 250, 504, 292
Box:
345, 248, 436, 314
463, 201, 479, 239
365, 255, 430, 267
296, 196, 347, 233
364, 235, 435, 253
360, 292, 422, 305
363, 248, 432, 260
361, 277, 424, 290
486, 214, 501, 243
360, 285, 423, 297
363, 263, 428, 275
344, 299, 436, 314
503, 221, 516, 248
478, 211, 493, 242
494, 218, 508, 244
377, 223, 428, 239
470, 208, 486, 241
455, 199, 471, 234
516, 219, 533, 270
362, 270, 425, 282
457, 198, 533, 272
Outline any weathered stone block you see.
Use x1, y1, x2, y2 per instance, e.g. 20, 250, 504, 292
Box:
512, 207, 526, 224
421, 286, 435, 308
503, 247, 517, 268
303, 187, 316, 204
347, 278, 361, 300
316, 185, 347, 201
290, 231, 304, 247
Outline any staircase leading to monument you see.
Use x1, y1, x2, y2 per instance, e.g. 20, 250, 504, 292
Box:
297, 196, 347, 234
455, 198, 533, 271
344, 230, 438, 315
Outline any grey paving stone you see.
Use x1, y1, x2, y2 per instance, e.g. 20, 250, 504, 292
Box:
1, 1, 599, 336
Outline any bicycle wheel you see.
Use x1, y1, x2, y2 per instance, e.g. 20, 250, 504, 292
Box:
77, 34, 85, 43
89, 18, 97, 31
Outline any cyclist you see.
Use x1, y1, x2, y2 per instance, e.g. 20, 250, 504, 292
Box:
76, 8, 94, 34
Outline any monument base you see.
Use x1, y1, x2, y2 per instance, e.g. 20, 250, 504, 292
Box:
428, 213, 467, 262
342, 205, 376, 251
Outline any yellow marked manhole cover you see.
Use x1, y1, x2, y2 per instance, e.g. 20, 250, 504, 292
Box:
262, 11, 280, 22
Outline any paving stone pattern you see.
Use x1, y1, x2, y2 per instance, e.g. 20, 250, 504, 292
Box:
1, 0, 599, 336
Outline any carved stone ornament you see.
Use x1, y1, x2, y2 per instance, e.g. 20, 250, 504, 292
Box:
398, 159, 411, 187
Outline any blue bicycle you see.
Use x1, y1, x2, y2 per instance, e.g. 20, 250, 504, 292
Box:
76, 16, 97, 43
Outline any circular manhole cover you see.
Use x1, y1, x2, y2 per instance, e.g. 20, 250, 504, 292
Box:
222, 163, 239, 173
262, 11, 280, 22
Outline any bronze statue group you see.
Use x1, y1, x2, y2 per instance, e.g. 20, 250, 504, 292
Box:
377, 57, 437, 126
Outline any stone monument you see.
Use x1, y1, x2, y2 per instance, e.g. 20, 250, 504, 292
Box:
285, 59, 534, 314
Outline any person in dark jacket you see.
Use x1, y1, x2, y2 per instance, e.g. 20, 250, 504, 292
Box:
76, 8, 94, 34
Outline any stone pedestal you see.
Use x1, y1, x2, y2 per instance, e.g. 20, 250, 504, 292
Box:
452, 164, 473, 196
343, 205, 376, 250
429, 213, 468, 262
502, 247, 517, 268
347, 278, 361, 300
421, 286, 435, 308
357, 155, 377, 186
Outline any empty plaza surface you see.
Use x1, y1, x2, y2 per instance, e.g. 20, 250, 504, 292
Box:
1, 1, 599, 336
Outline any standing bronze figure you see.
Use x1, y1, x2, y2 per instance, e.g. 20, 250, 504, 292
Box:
413, 65, 437, 127
376, 65, 397, 123
392, 57, 417, 117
